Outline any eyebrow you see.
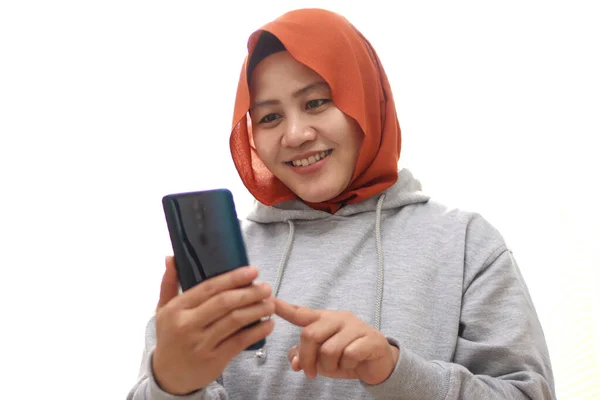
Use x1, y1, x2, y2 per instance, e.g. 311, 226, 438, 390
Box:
250, 81, 329, 110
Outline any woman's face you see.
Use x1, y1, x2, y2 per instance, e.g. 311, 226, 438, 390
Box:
249, 51, 363, 204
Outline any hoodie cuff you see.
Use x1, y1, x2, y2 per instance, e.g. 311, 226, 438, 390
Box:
146, 349, 210, 400
361, 337, 450, 400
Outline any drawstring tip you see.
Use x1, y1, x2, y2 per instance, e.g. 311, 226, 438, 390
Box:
255, 347, 267, 359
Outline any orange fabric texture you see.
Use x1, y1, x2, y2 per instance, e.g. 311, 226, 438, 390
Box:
230, 8, 401, 214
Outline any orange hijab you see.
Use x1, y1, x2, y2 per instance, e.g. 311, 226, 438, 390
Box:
230, 8, 401, 214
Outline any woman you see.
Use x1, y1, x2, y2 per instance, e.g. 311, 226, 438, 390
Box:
128, 8, 555, 400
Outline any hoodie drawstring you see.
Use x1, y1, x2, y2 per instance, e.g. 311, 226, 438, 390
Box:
272, 220, 295, 301
374, 193, 386, 331
255, 219, 295, 360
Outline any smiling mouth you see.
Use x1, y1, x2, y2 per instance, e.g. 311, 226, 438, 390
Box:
285, 149, 333, 167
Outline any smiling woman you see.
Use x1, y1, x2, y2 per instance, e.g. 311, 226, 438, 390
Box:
127, 8, 556, 400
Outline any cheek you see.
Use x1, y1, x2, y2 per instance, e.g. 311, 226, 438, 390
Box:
252, 130, 278, 165
329, 110, 363, 155
344, 120, 364, 160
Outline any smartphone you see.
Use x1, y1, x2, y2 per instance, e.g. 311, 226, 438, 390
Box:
162, 188, 265, 350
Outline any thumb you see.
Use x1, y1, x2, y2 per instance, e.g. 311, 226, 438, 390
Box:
157, 256, 180, 310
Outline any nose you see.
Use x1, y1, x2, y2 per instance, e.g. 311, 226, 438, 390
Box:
281, 113, 317, 148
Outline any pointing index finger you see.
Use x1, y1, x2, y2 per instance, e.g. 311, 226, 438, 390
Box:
274, 298, 321, 327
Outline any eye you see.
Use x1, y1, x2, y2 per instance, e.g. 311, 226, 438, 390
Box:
306, 99, 331, 110
259, 113, 280, 124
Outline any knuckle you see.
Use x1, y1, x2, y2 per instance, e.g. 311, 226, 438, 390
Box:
155, 307, 169, 324
301, 327, 318, 342
238, 289, 252, 304
229, 309, 245, 325
158, 301, 177, 316
343, 346, 360, 361
156, 306, 177, 327
319, 344, 337, 358
216, 293, 233, 311
201, 280, 216, 297
169, 313, 189, 334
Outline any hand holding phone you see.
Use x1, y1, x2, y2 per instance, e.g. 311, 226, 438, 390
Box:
152, 257, 275, 395
161, 188, 267, 348
153, 189, 274, 394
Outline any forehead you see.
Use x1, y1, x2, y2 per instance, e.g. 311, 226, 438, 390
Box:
249, 51, 326, 96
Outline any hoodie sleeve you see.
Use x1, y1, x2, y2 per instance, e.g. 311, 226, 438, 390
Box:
126, 316, 228, 400
362, 215, 556, 400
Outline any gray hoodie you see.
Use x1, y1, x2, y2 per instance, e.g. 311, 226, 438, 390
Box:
128, 169, 555, 399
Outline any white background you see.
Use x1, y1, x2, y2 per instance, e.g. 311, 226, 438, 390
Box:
1, 1, 598, 399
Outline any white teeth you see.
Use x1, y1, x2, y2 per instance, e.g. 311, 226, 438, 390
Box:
291, 150, 330, 167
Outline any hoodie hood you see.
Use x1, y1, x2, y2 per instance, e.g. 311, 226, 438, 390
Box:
246, 169, 429, 224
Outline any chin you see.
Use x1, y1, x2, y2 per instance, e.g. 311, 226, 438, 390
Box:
296, 192, 335, 204
289, 182, 346, 204
275, 167, 353, 205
